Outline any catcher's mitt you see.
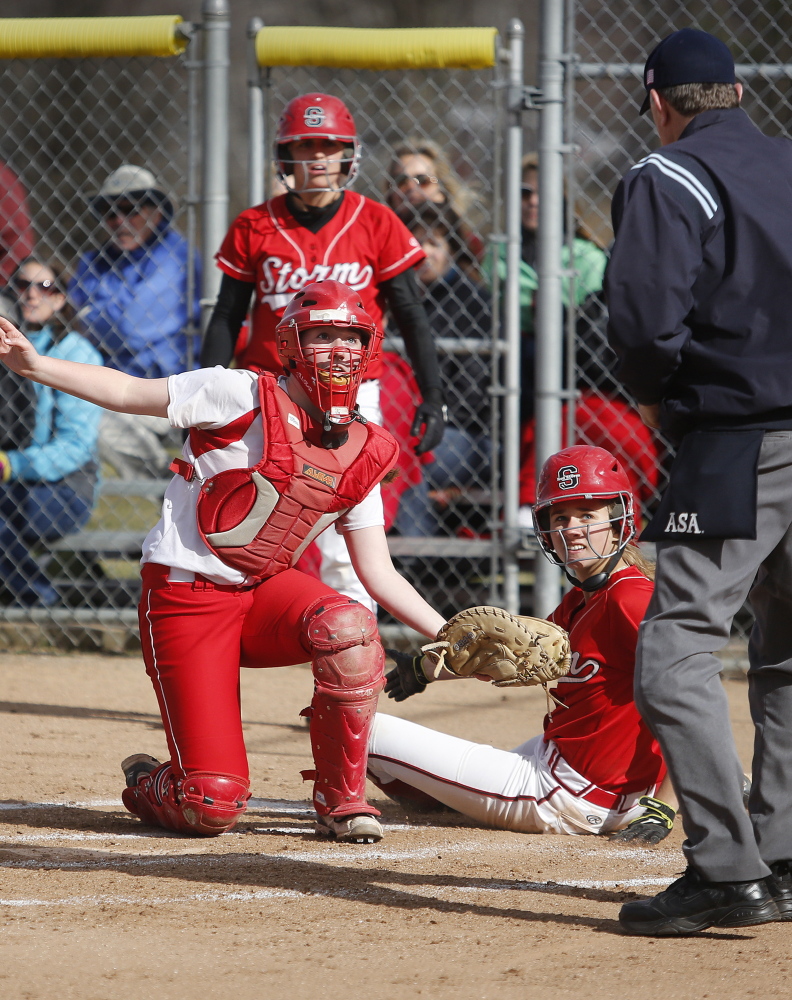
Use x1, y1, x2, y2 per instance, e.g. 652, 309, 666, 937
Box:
422, 606, 571, 688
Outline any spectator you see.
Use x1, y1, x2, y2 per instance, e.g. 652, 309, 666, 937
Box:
69, 164, 200, 478
384, 137, 485, 270
394, 204, 493, 537
486, 153, 608, 421
0, 258, 103, 607
0, 160, 35, 287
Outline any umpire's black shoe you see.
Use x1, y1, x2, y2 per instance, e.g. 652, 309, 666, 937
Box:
766, 861, 792, 920
619, 866, 779, 936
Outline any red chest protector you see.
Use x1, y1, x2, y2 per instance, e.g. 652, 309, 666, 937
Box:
181, 372, 398, 583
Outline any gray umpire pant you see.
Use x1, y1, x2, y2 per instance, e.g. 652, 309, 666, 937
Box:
636, 431, 792, 882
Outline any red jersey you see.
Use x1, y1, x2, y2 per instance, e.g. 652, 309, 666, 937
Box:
215, 192, 425, 379
544, 565, 666, 794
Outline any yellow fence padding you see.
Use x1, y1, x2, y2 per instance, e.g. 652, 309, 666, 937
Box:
0, 16, 188, 59
256, 26, 498, 71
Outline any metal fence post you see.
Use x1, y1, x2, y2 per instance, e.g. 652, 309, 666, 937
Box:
200, 0, 230, 332
534, 0, 566, 617
502, 18, 525, 615
247, 17, 264, 208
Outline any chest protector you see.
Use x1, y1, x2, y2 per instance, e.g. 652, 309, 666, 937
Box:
184, 372, 398, 583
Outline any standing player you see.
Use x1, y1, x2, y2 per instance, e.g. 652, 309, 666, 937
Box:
201, 93, 446, 610
368, 446, 674, 836
0, 280, 446, 844
607, 28, 792, 935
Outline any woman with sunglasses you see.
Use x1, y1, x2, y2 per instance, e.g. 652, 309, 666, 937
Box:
384, 138, 486, 270
0, 258, 103, 606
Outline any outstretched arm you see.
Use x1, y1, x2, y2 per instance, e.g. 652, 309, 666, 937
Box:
343, 524, 445, 639
0, 316, 170, 417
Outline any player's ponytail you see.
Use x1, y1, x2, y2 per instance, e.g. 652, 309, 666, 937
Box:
621, 542, 655, 581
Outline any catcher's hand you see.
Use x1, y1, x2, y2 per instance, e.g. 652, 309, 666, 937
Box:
609, 795, 676, 845
422, 606, 571, 688
384, 649, 429, 702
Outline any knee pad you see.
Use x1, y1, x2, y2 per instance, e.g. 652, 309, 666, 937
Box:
300, 594, 384, 695
178, 772, 250, 835
122, 765, 249, 836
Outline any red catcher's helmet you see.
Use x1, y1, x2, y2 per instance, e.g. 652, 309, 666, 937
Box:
532, 445, 636, 568
274, 93, 360, 192
276, 280, 380, 427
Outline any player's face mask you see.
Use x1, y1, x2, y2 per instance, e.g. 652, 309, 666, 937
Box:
543, 500, 629, 568
296, 325, 370, 425
276, 280, 381, 434
278, 138, 360, 195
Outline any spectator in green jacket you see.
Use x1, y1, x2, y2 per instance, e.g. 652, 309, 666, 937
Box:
486, 153, 608, 421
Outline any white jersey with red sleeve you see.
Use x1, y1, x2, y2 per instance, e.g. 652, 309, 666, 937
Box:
543, 565, 666, 794
214, 191, 424, 378
141, 367, 384, 586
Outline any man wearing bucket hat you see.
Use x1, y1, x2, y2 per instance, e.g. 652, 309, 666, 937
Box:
606, 29, 792, 935
69, 165, 200, 477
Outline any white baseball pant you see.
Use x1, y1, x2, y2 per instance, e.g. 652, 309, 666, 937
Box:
368, 713, 657, 835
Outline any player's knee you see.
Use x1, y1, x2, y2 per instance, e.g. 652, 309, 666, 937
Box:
177, 772, 250, 836
301, 594, 384, 692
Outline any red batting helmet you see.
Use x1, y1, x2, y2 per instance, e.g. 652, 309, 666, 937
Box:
276, 280, 380, 428
532, 445, 636, 569
274, 93, 360, 192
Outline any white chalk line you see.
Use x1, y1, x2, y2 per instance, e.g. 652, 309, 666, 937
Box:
0, 876, 673, 910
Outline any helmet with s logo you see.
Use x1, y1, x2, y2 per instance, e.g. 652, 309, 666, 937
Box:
533, 446, 637, 590
274, 93, 360, 193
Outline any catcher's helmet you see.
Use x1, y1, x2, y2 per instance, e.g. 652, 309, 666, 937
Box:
274, 93, 360, 192
533, 446, 636, 590
276, 280, 380, 428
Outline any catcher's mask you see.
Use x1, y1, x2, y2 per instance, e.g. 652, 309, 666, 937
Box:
274, 93, 360, 194
276, 280, 380, 430
533, 446, 636, 592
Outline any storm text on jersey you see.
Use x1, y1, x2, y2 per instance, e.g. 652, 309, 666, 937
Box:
259, 256, 374, 310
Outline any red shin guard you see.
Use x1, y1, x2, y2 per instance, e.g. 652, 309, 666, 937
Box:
122, 763, 250, 836
299, 595, 385, 818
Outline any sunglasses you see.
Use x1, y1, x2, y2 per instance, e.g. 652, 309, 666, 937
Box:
394, 172, 439, 188
14, 278, 59, 295
103, 202, 149, 220
521, 184, 536, 197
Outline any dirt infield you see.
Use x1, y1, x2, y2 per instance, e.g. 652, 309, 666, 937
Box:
1, 652, 790, 1000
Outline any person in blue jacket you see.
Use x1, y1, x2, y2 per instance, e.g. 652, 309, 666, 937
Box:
0, 258, 103, 606
69, 165, 201, 477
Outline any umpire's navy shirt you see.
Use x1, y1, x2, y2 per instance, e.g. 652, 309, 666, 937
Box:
605, 107, 792, 439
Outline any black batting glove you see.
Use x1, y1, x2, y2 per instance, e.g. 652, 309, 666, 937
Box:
609, 795, 676, 845
384, 648, 429, 702
411, 399, 447, 455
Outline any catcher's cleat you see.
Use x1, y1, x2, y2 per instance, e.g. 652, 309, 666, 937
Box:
619, 866, 779, 936
609, 795, 675, 845
121, 753, 161, 788
315, 813, 384, 844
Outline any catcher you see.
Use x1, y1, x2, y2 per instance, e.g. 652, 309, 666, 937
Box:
367, 445, 678, 837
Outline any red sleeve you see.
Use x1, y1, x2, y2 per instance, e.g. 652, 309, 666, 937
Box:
602, 576, 653, 672
369, 200, 425, 280
215, 209, 259, 282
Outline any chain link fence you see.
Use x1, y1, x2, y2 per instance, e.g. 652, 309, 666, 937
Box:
253, 41, 511, 624
568, 0, 792, 664
0, 19, 198, 650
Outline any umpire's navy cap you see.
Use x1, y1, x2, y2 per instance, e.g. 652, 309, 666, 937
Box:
640, 28, 735, 115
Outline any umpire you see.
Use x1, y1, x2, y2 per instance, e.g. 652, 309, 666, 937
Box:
606, 28, 792, 936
